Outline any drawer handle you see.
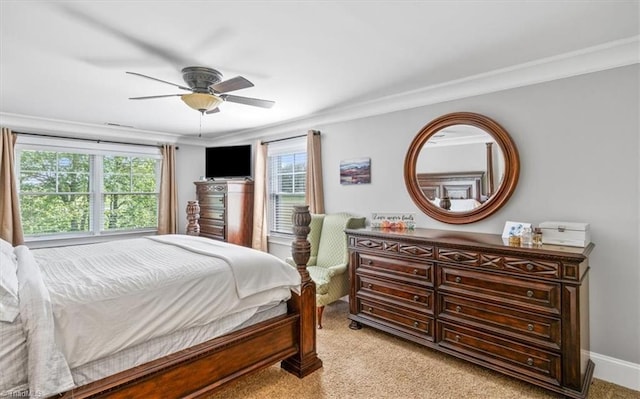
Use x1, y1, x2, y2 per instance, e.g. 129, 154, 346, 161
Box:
455, 276, 462, 283
367, 283, 373, 289
413, 321, 419, 328
455, 334, 461, 342
453, 254, 463, 261
455, 305, 462, 313
526, 263, 534, 271
526, 290, 534, 298
367, 260, 373, 265
413, 269, 419, 275
526, 357, 534, 366
413, 295, 420, 301
527, 323, 534, 331
368, 307, 373, 313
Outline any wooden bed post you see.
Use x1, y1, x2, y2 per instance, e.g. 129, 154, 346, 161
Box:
281, 205, 323, 377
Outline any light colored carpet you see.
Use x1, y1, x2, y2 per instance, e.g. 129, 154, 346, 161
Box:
214, 301, 639, 399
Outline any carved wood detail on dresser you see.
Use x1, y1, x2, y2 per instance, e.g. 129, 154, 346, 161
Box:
194, 180, 254, 247
347, 227, 594, 399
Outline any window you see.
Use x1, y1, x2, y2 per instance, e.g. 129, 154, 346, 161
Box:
102, 155, 159, 231
16, 136, 161, 240
268, 138, 307, 235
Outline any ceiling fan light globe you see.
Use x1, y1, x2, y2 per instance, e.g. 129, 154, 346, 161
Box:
181, 93, 222, 113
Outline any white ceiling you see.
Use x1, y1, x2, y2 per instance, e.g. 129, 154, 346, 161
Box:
1, 1, 638, 143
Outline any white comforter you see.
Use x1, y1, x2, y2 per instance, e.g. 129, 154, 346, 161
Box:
14, 234, 301, 397
14, 245, 75, 397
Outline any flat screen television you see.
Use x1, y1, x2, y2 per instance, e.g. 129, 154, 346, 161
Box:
205, 144, 252, 179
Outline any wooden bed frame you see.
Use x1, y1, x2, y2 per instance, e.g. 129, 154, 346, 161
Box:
56, 205, 322, 398
416, 171, 485, 201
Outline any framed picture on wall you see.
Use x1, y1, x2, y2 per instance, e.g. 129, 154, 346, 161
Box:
340, 157, 371, 185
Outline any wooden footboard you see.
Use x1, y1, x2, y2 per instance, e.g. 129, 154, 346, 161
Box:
56, 205, 322, 398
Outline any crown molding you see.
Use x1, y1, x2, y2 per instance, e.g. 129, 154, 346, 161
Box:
211, 35, 640, 145
0, 112, 227, 147
3, 36, 638, 146
0, 112, 184, 145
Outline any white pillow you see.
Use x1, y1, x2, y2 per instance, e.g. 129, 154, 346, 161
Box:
0, 250, 20, 322
449, 199, 482, 212
0, 237, 14, 256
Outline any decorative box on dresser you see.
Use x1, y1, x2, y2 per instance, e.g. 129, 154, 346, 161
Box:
346, 227, 594, 399
194, 180, 254, 247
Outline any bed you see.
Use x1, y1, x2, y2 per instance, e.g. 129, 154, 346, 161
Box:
416, 171, 486, 203
0, 208, 321, 398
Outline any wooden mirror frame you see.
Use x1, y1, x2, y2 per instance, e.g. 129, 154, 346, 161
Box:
404, 112, 520, 224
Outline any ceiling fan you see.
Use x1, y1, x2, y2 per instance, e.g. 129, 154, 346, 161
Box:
127, 66, 275, 114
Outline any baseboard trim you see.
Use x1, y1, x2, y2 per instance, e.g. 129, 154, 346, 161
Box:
591, 351, 640, 391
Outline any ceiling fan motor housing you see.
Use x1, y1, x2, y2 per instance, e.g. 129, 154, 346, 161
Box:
181, 66, 222, 93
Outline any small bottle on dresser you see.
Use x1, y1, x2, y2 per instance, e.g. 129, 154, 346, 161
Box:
533, 227, 543, 246
521, 226, 533, 247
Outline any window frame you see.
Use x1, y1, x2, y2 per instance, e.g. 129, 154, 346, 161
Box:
15, 135, 162, 244
267, 137, 307, 237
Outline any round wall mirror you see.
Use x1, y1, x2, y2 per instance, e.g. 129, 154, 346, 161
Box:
404, 112, 520, 224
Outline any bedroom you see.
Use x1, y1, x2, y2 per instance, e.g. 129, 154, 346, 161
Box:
0, 1, 638, 398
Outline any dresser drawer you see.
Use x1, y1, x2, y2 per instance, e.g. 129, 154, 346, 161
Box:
438, 266, 560, 315
357, 275, 433, 313
438, 322, 561, 386
199, 206, 225, 220
357, 297, 433, 340
199, 220, 225, 240
197, 184, 227, 194
438, 294, 561, 350
200, 232, 224, 241
479, 254, 561, 279
353, 237, 434, 260
358, 253, 433, 286
437, 247, 480, 266
199, 194, 225, 207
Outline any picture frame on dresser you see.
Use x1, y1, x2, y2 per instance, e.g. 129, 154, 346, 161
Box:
501, 221, 531, 238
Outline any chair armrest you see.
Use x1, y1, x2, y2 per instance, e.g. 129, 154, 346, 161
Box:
326, 263, 348, 277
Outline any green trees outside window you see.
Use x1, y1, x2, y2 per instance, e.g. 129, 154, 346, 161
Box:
18, 149, 160, 237
103, 155, 159, 231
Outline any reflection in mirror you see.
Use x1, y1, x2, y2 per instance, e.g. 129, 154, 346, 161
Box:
416, 125, 505, 213
404, 112, 520, 224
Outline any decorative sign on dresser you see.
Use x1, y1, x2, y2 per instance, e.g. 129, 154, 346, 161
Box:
346, 227, 594, 399
193, 180, 254, 247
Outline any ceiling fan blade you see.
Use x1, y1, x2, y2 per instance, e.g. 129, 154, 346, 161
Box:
205, 107, 221, 115
126, 72, 193, 91
210, 76, 254, 94
129, 94, 183, 100
222, 94, 275, 108
58, 4, 197, 67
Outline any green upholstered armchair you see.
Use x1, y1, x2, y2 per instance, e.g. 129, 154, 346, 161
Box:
287, 212, 366, 328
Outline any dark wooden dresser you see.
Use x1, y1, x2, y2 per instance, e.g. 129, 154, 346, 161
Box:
194, 180, 253, 247
346, 227, 594, 399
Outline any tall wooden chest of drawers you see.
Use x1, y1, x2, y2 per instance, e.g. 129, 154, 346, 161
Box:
194, 180, 253, 247
346, 227, 594, 399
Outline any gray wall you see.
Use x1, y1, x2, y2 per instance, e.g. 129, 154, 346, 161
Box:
182, 65, 639, 364
175, 144, 205, 234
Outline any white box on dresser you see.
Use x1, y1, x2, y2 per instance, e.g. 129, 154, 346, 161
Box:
539, 221, 591, 247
